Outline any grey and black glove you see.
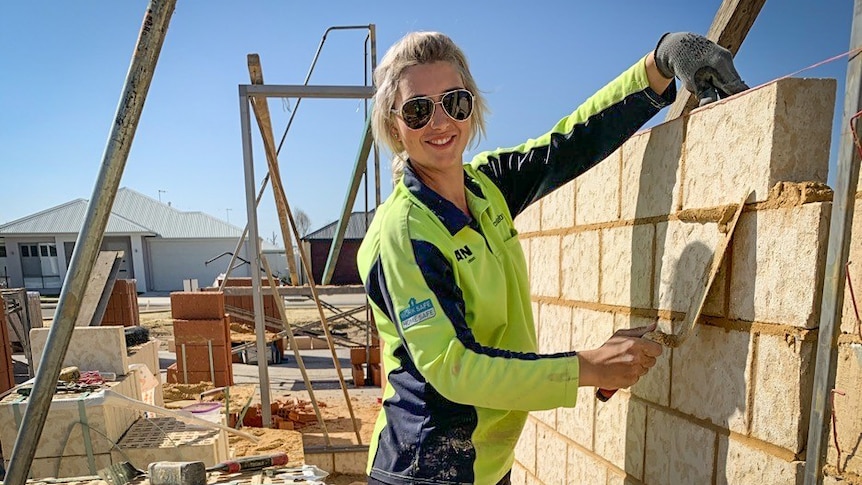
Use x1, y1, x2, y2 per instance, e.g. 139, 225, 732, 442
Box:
655, 32, 749, 106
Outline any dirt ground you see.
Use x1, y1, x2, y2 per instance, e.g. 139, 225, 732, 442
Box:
142, 305, 381, 485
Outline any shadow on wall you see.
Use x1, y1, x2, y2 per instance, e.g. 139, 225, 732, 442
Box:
619, 117, 754, 484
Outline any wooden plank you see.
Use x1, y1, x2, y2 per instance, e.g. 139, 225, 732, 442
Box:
247, 54, 300, 286
76, 251, 123, 326
664, 0, 766, 120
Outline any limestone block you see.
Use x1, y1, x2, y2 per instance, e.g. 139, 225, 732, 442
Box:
532, 407, 556, 429
600, 224, 654, 308
536, 426, 568, 485
567, 445, 608, 484
521, 238, 531, 282
653, 220, 723, 314
750, 334, 815, 452
511, 465, 527, 485
542, 180, 576, 230
514, 417, 537, 476
515, 201, 541, 234
645, 407, 716, 485
558, 389, 594, 449
842, 200, 862, 335
671, 324, 752, 434
561, 231, 600, 303
529, 236, 560, 297
595, 392, 646, 480
576, 149, 621, 225
717, 436, 803, 485
729, 203, 830, 327
621, 118, 684, 220
538, 304, 572, 354
828, 344, 862, 474
683, 78, 835, 209
572, 307, 615, 351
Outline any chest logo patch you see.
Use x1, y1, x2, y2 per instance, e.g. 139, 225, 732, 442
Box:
399, 298, 436, 329
454, 245, 474, 262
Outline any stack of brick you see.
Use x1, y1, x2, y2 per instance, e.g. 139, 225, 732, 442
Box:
507, 78, 839, 484
0, 294, 14, 393
168, 292, 233, 387
349, 346, 381, 387
100, 279, 140, 327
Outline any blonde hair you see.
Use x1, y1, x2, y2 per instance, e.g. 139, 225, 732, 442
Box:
371, 31, 487, 184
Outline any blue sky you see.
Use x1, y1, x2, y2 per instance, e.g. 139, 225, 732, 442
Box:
0, 1, 854, 243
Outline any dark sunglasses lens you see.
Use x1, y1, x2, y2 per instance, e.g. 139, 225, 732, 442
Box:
442, 90, 473, 121
401, 98, 434, 129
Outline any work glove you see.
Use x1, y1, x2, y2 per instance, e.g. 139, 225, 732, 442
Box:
654, 32, 749, 106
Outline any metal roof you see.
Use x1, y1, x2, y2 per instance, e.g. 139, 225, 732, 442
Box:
0, 188, 243, 239
303, 211, 374, 240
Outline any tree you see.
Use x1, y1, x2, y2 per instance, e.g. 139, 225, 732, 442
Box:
293, 209, 311, 237
266, 230, 280, 248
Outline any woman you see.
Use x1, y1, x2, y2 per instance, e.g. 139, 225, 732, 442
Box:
357, 31, 747, 485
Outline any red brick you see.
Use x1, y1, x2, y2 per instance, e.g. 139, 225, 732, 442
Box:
175, 344, 232, 373
0, 295, 13, 393
170, 292, 226, 320
371, 363, 381, 387
173, 319, 229, 346
352, 364, 365, 387
166, 362, 179, 383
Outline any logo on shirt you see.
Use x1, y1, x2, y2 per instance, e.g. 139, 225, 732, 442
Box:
399, 298, 436, 329
492, 214, 504, 226
454, 245, 474, 262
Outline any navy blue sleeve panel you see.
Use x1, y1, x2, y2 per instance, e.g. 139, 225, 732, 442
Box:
472, 58, 677, 219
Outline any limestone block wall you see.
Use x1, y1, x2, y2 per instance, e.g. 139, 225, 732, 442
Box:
511, 77, 838, 485
828, 193, 862, 483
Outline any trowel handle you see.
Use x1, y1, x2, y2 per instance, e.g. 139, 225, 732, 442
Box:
596, 388, 617, 402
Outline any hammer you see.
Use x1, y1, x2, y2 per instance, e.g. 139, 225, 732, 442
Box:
149, 453, 289, 485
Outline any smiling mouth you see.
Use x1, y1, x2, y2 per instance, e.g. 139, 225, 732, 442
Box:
427, 135, 454, 146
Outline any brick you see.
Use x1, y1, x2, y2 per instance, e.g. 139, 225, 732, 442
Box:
173, 319, 230, 346
682, 78, 835, 209
529, 236, 560, 297
750, 334, 815, 452
571, 307, 614, 351
842, 199, 862, 335
728, 203, 830, 327
671, 324, 751, 434
828, 344, 862, 474
351, 364, 365, 387
536, 425, 567, 485
621, 118, 684, 220
175, 343, 232, 374
567, 445, 608, 484
717, 436, 803, 485
600, 224, 654, 308
595, 391, 645, 479
541, 180, 575, 230
170, 291, 226, 320
653, 220, 723, 314
576, 149, 621, 225
645, 407, 715, 485
561, 231, 600, 303
514, 200, 541, 234
531, 408, 556, 429
511, 465, 527, 485
557, 389, 594, 449
514, 416, 537, 475
538, 304, 572, 354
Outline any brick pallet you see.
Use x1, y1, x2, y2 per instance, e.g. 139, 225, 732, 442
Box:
0, 295, 14, 393
169, 292, 233, 387
100, 279, 139, 327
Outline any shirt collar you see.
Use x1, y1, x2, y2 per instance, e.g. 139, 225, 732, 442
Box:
402, 161, 485, 235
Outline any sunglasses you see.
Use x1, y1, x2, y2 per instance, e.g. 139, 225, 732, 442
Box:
391, 89, 474, 130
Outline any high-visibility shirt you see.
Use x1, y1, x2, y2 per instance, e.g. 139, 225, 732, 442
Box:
357, 56, 675, 485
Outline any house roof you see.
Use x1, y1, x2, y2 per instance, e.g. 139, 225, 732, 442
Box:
303, 211, 374, 240
0, 188, 244, 239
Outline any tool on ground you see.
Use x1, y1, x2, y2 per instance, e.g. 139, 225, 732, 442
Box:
97, 461, 144, 485
597, 190, 750, 402
148, 453, 289, 485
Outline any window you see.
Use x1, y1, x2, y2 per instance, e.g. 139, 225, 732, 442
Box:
21, 245, 29, 257
40, 246, 48, 257
0, 246, 5, 258
49, 245, 57, 257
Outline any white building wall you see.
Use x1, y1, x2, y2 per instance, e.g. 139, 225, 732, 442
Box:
130, 235, 147, 292
146, 238, 250, 291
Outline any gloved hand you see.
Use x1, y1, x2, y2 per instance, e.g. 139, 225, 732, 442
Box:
655, 32, 749, 106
